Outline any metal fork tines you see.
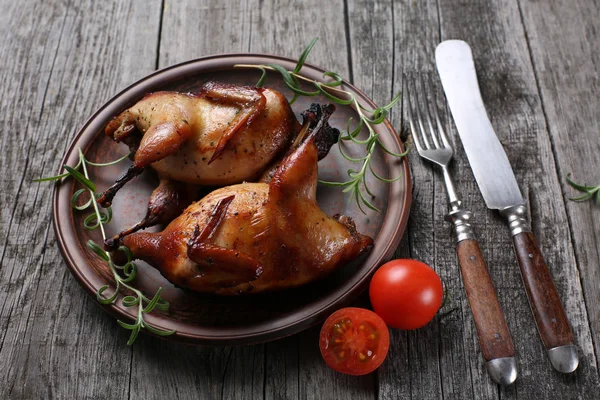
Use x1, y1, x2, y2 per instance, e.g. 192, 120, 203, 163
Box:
405, 73, 518, 385
406, 74, 460, 207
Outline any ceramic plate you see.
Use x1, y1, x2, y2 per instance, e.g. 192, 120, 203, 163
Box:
53, 54, 411, 345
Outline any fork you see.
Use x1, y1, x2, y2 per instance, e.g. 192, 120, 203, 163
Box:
406, 74, 517, 385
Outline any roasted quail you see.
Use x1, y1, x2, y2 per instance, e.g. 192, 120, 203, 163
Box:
116, 104, 374, 294
97, 82, 300, 243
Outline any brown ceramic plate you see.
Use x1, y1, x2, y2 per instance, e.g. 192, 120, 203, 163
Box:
53, 54, 411, 345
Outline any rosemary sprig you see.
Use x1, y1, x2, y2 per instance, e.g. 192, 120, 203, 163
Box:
35, 150, 175, 344
234, 38, 408, 213
566, 173, 600, 205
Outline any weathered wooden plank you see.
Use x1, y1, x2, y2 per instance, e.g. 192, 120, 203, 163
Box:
517, 0, 600, 371
246, 1, 365, 399
264, 336, 299, 400
297, 325, 375, 400
132, 0, 361, 397
126, 2, 264, 399
347, 1, 439, 399
1, 0, 599, 399
246, 0, 371, 396
0, 0, 162, 398
346, 0, 489, 399
129, 337, 264, 400
438, 0, 599, 398
159, 0, 251, 67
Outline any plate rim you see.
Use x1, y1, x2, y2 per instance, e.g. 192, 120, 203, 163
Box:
52, 53, 412, 345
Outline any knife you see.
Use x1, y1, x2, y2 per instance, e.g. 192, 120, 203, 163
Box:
435, 40, 579, 373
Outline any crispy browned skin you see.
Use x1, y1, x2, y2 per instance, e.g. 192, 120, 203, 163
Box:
98, 82, 300, 245
121, 110, 373, 294
97, 82, 300, 206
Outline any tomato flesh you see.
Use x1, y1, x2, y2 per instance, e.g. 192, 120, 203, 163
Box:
320, 308, 390, 375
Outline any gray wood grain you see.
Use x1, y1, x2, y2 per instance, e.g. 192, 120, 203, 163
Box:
247, 2, 375, 399
131, 1, 371, 399
517, 0, 600, 370
128, 2, 261, 399
437, 0, 599, 398
265, 335, 298, 400
0, 0, 161, 398
1, 0, 599, 398
348, 1, 459, 399
159, 0, 251, 67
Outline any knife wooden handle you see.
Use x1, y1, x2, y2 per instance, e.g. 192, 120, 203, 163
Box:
512, 232, 575, 349
456, 239, 515, 361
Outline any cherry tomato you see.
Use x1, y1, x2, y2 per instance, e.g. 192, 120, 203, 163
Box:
319, 307, 390, 375
369, 259, 443, 330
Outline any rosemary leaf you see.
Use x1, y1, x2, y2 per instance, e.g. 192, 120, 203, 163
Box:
338, 143, 369, 162
317, 85, 354, 105
126, 324, 141, 346
358, 189, 379, 211
322, 71, 343, 86
363, 173, 377, 198
122, 296, 140, 307
97, 285, 119, 304
294, 37, 319, 73
235, 39, 409, 213
377, 139, 410, 158
383, 92, 402, 111
37, 149, 176, 344
318, 179, 354, 187
117, 320, 138, 330
365, 108, 387, 124
144, 324, 176, 337
87, 240, 110, 261
267, 64, 296, 88
34, 158, 83, 182
64, 165, 96, 192
71, 189, 93, 211
143, 287, 164, 313
256, 67, 267, 88
83, 213, 101, 230
570, 192, 595, 202
86, 152, 132, 167
340, 118, 364, 141
369, 162, 404, 183
116, 245, 134, 264
153, 298, 171, 312
566, 173, 600, 204
33, 173, 71, 182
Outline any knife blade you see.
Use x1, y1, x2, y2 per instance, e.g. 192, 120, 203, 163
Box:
435, 40, 579, 373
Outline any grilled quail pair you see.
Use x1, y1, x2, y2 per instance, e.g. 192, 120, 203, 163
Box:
99, 82, 373, 294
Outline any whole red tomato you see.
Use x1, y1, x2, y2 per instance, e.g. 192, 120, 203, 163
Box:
369, 259, 443, 330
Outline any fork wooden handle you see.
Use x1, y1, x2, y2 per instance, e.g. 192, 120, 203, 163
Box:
456, 239, 515, 361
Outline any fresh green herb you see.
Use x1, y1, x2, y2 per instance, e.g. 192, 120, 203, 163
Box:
566, 173, 600, 205
35, 150, 175, 344
438, 282, 457, 320
234, 38, 408, 213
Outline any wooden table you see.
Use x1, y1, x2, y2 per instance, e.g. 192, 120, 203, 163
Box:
1, 0, 599, 398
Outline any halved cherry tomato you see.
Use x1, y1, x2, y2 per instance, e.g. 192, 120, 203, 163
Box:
369, 259, 443, 330
319, 307, 390, 375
